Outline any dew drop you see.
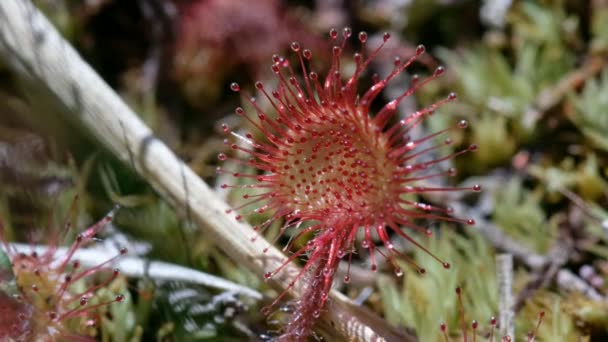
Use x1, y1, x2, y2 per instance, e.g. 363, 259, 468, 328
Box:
443, 262, 451, 269
358, 31, 367, 44
458, 119, 468, 129
447, 167, 457, 176
440, 322, 447, 332
490, 316, 497, 325
343, 27, 352, 38
468, 144, 478, 151
416, 44, 425, 55
472, 320, 478, 329
333, 46, 341, 56
264, 272, 272, 280
313, 310, 321, 318
394, 267, 403, 277
230, 82, 240, 92
291, 41, 300, 52
447, 92, 457, 100
393, 56, 401, 67
303, 49, 312, 59
473, 184, 481, 192
383, 32, 390, 42
466, 219, 476, 225
344, 275, 350, 283
434, 66, 445, 76
255, 81, 264, 89
218, 153, 227, 161
116, 294, 125, 302
329, 28, 338, 39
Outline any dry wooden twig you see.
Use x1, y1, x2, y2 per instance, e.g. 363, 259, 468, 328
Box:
496, 254, 514, 340
0, 1, 412, 340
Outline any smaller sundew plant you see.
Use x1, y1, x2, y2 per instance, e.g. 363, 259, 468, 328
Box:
439, 288, 545, 342
0, 205, 126, 341
440, 287, 498, 342
219, 27, 480, 340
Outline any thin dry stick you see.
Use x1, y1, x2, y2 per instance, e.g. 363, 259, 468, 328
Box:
0, 1, 411, 341
523, 56, 606, 129
497, 253, 514, 341
454, 199, 602, 301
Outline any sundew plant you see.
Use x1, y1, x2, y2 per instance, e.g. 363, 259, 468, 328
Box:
220, 27, 479, 341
